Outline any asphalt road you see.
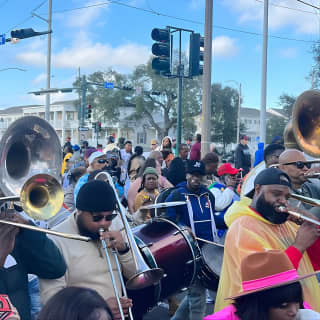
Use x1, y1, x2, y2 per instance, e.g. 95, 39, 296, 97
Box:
143, 304, 214, 320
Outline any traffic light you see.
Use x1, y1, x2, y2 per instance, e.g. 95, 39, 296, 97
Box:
85, 104, 92, 120
10, 28, 50, 40
189, 33, 204, 77
151, 28, 171, 75
97, 122, 102, 132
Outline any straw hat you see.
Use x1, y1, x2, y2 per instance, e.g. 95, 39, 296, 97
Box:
226, 250, 320, 300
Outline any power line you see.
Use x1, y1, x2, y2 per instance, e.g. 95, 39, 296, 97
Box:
255, 0, 317, 14
5, 0, 47, 33
297, 0, 320, 10
49, 0, 319, 44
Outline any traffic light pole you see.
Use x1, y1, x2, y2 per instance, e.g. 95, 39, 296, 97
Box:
81, 75, 87, 127
177, 30, 183, 154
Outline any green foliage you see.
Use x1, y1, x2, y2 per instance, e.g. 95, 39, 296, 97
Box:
73, 57, 202, 140
309, 43, 320, 89
211, 83, 239, 147
266, 93, 295, 144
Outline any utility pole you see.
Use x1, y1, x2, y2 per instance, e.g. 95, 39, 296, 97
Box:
45, 0, 52, 121
237, 83, 242, 144
81, 75, 87, 127
201, 0, 213, 156
260, 0, 268, 144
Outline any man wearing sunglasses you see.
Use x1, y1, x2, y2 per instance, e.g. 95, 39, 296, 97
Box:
278, 149, 320, 218
73, 151, 109, 203
40, 180, 136, 320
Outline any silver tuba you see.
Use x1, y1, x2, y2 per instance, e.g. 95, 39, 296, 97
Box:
0, 116, 62, 197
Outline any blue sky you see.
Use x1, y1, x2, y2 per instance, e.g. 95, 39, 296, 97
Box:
0, 0, 319, 110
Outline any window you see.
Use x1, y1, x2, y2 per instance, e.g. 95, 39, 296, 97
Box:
248, 119, 252, 124
57, 112, 62, 120
50, 112, 54, 121
66, 111, 74, 120
137, 132, 146, 144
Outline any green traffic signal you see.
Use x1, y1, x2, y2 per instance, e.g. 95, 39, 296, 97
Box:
151, 28, 171, 74
189, 33, 204, 77
151, 28, 170, 42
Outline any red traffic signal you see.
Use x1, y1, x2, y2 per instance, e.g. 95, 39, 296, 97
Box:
86, 104, 92, 119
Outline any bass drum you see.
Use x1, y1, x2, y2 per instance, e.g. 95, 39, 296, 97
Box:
240, 161, 265, 198
128, 217, 201, 315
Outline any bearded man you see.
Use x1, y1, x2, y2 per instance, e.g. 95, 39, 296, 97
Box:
214, 168, 320, 312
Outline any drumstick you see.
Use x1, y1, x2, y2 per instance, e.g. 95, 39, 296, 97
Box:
195, 237, 224, 248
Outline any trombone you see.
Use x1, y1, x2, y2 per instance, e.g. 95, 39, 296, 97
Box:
94, 171, 164, 320
0, 173, 90, 242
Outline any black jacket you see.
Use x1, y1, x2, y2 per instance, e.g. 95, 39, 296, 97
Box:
235, 143, 251, 175
0, 226, 66, 320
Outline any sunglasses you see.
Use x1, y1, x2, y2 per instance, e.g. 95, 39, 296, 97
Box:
97, 159, 108, 164
92, 213, 117, 222
282, 161, 312, 169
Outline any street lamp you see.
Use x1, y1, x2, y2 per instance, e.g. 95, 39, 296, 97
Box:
226, 80, 241, 144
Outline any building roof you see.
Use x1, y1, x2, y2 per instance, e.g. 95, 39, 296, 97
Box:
0, 105, 41, 115
240, 107, 260, 117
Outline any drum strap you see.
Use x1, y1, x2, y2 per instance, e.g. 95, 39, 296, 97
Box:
185, 194, 218, 242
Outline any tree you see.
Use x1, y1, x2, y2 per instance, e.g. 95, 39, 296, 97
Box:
309, 42, 320, 88
210, 84, 239, 149
266, 93, 295, 144
73, 58, 202, 141
130, 58, 202, 139
73, 69, 130, 123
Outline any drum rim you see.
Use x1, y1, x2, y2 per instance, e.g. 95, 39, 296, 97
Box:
134, 235, 161, 303
153, 217, 201, 287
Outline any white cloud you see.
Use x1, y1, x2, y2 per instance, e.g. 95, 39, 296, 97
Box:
213, 36, 238, 58
67, 0, 109, 28
16, 38, 150, 72
32, 73, 47, 85
279, 47, 298, 59
189, 0, 204, 10
223, 0, 320, 34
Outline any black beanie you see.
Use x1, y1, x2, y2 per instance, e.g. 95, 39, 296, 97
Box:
76, 180, 117, 212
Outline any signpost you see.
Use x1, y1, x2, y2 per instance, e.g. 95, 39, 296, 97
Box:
78, 127, 89, 132
104, 82, 114, 89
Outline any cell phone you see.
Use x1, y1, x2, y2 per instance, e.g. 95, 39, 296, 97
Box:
0, 295, 13, 319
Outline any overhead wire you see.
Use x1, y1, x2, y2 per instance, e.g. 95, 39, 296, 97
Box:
4, 0, 47, 33
43, 0, 319, 44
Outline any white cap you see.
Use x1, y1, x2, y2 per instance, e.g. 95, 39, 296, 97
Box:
88, 151, 105, 165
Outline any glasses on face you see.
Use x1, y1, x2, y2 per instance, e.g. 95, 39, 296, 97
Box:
97, 159, 108, 164
91, 213, 117, 222
282, 161, 312, 169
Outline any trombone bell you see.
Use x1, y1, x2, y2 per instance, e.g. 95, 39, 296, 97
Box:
20, 174, 64, 221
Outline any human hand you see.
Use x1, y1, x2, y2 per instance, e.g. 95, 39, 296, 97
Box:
100, 230, 126, 251
106, 296, 132, 320
0, 211, 20, 267
293, 221, 320, 253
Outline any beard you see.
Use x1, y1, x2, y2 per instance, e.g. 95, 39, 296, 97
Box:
76, 214, 100, 240
255, 194, 289, 224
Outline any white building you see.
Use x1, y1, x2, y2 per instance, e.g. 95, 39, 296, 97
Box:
0, 100, 163, 150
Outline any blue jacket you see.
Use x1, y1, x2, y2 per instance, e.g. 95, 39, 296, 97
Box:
253, 142, 264, 167
165, 182, 217, 241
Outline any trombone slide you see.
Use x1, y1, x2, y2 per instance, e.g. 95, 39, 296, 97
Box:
287, 210, 320, 227
0, 219, 90, 241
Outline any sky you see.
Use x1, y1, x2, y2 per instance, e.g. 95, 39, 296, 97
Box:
0, 0, 320, 110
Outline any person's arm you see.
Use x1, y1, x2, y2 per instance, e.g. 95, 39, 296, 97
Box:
210, 188, 234, 211
234, 146, 243, 169
39, 274, 67, 305
13, 227, 66, 279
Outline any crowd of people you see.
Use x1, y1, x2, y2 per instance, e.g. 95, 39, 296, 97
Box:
2, 131, 320, 320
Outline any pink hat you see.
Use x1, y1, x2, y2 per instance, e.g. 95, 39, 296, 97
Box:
226, 250, 320, 300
